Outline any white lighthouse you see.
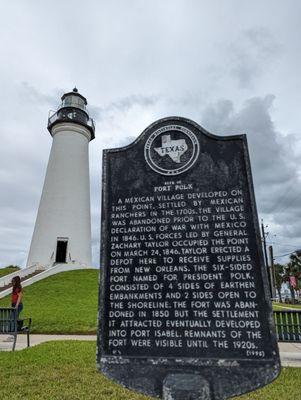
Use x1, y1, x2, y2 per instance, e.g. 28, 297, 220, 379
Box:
27, 88, 95, 270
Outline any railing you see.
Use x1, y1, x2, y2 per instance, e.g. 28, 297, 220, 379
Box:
0, 307, 31, 350
48, 109, 95, 132
0, 307, 17, 334
0, 264, 41, 289
274, 310, 301, 342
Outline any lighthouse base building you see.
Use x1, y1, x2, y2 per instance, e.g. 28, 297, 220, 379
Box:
26, 88, 95, 271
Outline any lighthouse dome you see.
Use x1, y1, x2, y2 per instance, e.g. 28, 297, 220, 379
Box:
47, 88, 95, 140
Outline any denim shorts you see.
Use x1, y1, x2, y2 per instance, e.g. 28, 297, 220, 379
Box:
11, 303, 23, 316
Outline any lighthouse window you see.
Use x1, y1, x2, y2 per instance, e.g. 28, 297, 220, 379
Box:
76, 97, 86, 110
55, 239, 68, 263
64, 96, 73, 106
63, 95, 85, 110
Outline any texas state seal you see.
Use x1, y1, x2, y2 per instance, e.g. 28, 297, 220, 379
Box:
144, 124, 200, 176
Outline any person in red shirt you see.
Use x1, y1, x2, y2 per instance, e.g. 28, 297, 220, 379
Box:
11, 276, 23, 316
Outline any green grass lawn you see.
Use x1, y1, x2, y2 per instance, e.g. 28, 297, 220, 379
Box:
0, 269, 298, 334
273, 305, 285, 311
273, 302, 301, 310
0, 270, 98, 334
0, 272, 300, 399
0, 341, 299, 400
0, 266, 20, 278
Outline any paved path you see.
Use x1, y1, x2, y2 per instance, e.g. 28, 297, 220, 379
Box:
1, 334, 301, 367
0, 334, 95, 352
277, 342, 301, 367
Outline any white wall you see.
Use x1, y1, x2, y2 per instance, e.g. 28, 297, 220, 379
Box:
27, 122, 92, 269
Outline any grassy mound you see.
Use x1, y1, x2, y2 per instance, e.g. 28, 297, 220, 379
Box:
0, 341, 299, 400
0, 270, 98, 334
0, 265, 20, 278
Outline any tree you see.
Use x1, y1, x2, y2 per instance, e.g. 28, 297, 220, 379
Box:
283, 253, 301, 303
3, 265, 20, 270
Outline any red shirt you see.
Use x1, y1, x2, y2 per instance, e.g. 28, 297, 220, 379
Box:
12, 288, 22, 304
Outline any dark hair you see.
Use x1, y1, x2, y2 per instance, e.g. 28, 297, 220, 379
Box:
12, 276, 22, 291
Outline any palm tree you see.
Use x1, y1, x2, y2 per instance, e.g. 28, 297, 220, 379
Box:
283, 253, 301, 303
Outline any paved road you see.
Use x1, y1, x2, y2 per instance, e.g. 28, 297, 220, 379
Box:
1, 334, 301, 367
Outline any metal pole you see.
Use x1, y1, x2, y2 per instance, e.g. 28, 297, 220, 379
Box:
261, 220, 272, 297
269, 245, 276, 298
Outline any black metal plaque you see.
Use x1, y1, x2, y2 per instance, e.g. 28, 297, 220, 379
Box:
97, 117, 280, 400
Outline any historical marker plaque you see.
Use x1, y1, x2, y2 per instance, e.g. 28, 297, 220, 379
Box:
98, 117, 280, 400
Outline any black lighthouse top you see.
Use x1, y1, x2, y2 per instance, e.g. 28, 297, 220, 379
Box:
47, 88, 95, 140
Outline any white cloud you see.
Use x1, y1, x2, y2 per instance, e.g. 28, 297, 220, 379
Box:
0, 1, 301, 267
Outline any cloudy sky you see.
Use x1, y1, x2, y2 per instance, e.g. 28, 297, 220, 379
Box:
1, 0, 301, 268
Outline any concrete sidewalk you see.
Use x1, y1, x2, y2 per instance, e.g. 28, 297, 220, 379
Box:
0, 334, 95, 352
277, 342, 301, 367
1, 334, 301, 367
